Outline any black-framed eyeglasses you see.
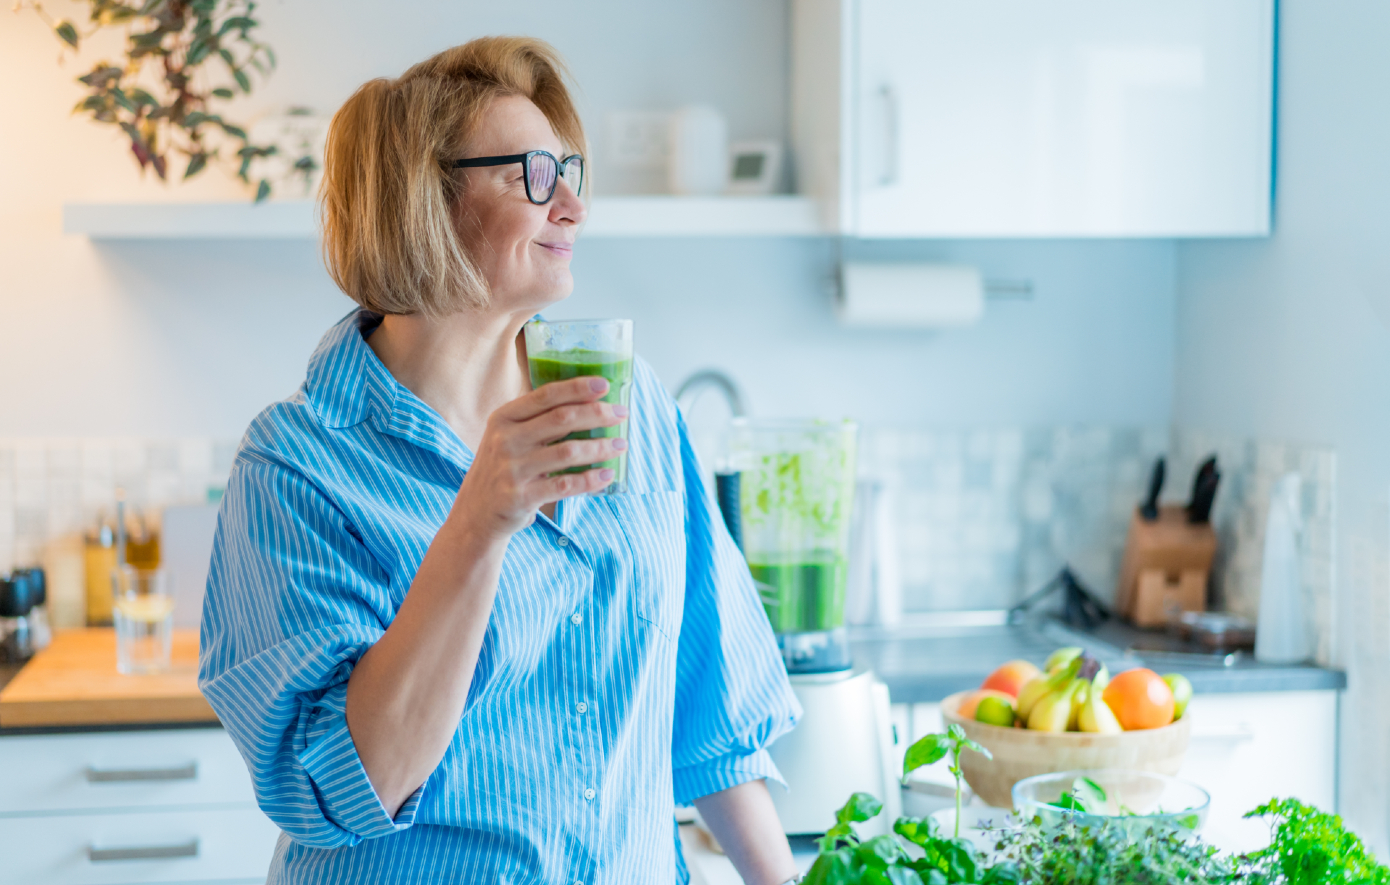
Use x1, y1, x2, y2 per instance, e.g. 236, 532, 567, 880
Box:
450, 150, 584, 205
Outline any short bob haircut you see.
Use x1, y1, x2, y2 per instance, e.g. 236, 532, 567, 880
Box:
320, 37, 586, 318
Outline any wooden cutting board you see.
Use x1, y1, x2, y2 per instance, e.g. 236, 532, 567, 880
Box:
0, 628, 216, 728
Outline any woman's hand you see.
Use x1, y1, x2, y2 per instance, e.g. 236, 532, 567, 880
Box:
453, 376, 627, 539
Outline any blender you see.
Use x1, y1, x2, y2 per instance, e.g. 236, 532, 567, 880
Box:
717, 419, 900, 835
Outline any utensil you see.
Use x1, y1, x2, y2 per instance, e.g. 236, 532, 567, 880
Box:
1139, 457, 1165, 521
523, 319, 634, 495
1186, 456, 1220, 524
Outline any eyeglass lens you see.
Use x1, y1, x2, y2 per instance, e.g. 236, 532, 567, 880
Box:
527, 153, 558, 201
525, 153, 583, 202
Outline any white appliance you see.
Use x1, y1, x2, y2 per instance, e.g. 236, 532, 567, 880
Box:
767, 669, 901, 836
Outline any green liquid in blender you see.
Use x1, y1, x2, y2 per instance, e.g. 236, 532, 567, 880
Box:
527, 349, 632, 477
748, 554, 848, 633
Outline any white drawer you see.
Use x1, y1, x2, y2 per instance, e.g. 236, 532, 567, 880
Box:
0, 805, 279, 885
0, 728, 255, 815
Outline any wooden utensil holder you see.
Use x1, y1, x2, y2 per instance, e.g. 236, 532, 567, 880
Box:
1116, 505, 1217, 628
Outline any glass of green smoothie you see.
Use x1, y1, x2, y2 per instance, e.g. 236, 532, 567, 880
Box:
523, 318, 634, 495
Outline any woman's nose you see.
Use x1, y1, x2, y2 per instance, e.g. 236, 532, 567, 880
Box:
549, 180, 587, 226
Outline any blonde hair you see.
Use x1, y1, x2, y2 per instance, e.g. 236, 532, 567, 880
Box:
319, 37, 586, 317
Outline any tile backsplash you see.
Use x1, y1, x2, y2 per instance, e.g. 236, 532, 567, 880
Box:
0, 426, 1337, 663
0, 438, 238, 573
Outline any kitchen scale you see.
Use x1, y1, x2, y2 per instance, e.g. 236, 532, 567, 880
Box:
717, 419, 900, 836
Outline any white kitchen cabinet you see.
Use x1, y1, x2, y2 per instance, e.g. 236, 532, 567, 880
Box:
792, 0, 1275, 237
0, 728, 279, 885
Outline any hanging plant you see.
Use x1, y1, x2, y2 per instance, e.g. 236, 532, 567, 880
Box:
19, 0, 280, 201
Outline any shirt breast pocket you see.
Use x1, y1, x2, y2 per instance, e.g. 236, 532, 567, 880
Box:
605, 491, 686, 639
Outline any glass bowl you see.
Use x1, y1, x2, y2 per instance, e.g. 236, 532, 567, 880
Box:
1011, 769, 1211, 835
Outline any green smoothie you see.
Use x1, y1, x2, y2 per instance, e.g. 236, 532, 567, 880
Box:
749, 553, 848, 633
527, 349, 633, 483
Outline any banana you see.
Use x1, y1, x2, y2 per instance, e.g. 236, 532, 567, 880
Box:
1028, 679, 1082, 732
1044, 647, 1084, 673
1017, 657, 1082, 722
1078, 685, 1124, 734
1068, 681, 1088, 731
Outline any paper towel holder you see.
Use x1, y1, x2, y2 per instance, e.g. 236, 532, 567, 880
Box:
832, 261, 1034, 329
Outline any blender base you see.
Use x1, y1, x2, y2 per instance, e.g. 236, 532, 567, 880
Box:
778, 627, 852, 674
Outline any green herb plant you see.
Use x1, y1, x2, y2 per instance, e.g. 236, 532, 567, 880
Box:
1244, 798, 1390, 885
804, 733, 1388, 884
18, 0, 278, 200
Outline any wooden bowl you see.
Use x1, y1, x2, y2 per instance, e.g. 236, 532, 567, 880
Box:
939, 691, 1191, 809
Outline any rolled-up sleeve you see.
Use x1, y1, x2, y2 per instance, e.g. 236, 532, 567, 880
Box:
670, 413, 802, 806
199, 454, 425, 849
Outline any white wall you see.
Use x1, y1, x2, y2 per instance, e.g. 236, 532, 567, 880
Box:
1, 0, 1176, 439
1174, 0, 1390, 854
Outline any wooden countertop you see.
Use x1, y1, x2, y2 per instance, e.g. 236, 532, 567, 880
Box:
0, 628, 216, 729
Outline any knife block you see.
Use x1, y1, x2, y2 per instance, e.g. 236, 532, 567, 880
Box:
1116, 506, 1217, 628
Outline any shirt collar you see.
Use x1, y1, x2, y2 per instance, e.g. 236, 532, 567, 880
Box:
303, 309, 475, 470
303, 309, 396, 430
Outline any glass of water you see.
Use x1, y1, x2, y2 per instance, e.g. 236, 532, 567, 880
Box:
111, 566, 173, 675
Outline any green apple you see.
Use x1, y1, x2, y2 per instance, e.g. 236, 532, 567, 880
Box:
1163, 673, 1194, 720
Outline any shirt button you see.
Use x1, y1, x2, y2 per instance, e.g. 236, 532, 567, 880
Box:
575, 701, 588, 714
557, 536, 570, 547
570, 612, 582, 625
583, 788, 596, 801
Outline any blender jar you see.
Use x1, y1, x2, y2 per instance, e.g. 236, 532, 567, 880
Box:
727, 419, 858, 673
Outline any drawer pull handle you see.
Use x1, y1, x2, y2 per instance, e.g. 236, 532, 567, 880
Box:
86, 762, 198, 783
88, 839, 199, 862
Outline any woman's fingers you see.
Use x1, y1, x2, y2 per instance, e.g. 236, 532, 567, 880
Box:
496, 376, 608, 423
526, 435, 626, 476
522, 401, 626, 447
535, 467, 616, 501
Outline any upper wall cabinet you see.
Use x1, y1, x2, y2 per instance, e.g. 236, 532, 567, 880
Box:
792, 0, 1275, 238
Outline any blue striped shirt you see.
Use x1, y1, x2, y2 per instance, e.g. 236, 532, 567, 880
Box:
199, 310, 800, 884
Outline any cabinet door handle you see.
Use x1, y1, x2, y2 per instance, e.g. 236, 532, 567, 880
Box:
878, 84, 898, 186
88, 839, 199, 862
85, 762, 198, 782
1190, 726, 1256, 744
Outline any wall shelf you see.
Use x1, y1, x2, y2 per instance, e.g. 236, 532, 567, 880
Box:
63, 195, 825, 240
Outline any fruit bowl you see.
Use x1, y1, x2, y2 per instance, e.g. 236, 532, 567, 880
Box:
940, 690, 1191, 809
1012, 769, 1210, 834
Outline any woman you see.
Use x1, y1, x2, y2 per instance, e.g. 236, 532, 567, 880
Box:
199, 36, 803, 885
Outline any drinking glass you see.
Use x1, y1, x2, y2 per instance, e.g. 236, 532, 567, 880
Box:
523, 319, 635, 495
111, 566, 173, 675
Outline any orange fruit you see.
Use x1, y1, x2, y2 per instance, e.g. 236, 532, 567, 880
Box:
956, 689, 1015, 720
980, 659, 1043, 698
1102, 668, 1176, 730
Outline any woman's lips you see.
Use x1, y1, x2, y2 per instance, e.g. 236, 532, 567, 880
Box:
536, 241, 573, 259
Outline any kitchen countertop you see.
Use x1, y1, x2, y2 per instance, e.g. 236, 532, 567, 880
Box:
0, 628, 218, 734
1, 616, 1344, 735
851, 614, 1347, 704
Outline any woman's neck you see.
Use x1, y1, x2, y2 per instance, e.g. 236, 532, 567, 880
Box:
367, 308, 534, 451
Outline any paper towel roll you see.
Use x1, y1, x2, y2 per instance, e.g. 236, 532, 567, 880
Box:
837, 262, 985, 328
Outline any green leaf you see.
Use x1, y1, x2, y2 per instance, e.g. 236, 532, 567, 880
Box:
855, 834, 906, 870
218, 15, 257, 35
78, 66, 123, 89
218, 48, 235, 67
837, 792, 883, 826
892, 816, 939, 850
233, 68, 252, 93
254, 179, 271, 202
805, 849, 857, 885
110, 87, 136, 113
902, 734, 949, 778
219, 123, 247, 140
183, 153, 207, 180
55, 20, 80, 49
885, 867, 924, 885
212, 87, 234, 99
961, 737, 992, 760
127, 88, 157, 107
184, 111, 209, 129
1076, 777, 1108, 809
186, 38, 212, 66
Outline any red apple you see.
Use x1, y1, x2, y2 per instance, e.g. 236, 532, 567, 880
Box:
980, 659, 1043, 698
